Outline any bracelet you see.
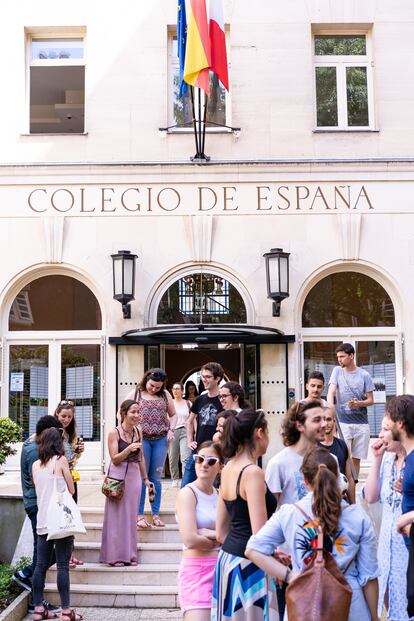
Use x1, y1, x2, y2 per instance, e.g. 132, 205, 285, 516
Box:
284, 567, 292, 584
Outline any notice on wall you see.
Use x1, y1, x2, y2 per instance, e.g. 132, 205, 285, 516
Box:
373, 376, 386, 404
10, 372, 24, 392
66, 366, 94, 399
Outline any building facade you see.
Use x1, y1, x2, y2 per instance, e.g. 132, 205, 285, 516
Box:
1, 0, 413, 470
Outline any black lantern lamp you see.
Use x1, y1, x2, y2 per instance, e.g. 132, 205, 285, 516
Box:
111, 250, 137, 319
263, 248, 290, 317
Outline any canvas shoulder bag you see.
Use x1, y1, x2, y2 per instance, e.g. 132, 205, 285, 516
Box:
285, 504, 353, 621
46, 457, 86, 540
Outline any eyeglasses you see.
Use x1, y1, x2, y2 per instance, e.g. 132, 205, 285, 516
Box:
58, 400, 74, 407
201, 374, 214, 380
193, 454, 220, 466
219, 393, 231, 400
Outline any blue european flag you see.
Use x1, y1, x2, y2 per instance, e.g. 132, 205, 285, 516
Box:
177, 0, 188, 97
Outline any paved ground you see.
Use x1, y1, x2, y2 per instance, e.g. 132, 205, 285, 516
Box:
21, 608, 182, 620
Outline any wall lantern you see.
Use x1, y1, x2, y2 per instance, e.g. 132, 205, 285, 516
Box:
111, 250, 137, 319
263, 248, 290, 317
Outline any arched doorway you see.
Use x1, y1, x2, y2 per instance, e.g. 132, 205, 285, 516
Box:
5, 274, 103, 468
300, 270, 400, 436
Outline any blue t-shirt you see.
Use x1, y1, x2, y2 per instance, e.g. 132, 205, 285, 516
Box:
328, 366, 375, 424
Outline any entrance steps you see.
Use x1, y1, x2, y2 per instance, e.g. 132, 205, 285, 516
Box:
44, 507, 181, 608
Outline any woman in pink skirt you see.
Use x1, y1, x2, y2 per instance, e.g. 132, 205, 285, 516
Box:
100, 400, 152, 566
176, 441, 223, 620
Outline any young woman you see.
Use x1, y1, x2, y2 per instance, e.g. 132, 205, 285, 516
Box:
54, 401, 84, 567
124, 368, 176, 528
100, 399, 152, 566
365, 417, 412, 620
168, 382, 192, 487
218, 382, 250, 413
31, 427, 82, 621
184, 380, 198, 404
176, 441, 223, 620
211, 409, 278, 620
246, 447, 380, 621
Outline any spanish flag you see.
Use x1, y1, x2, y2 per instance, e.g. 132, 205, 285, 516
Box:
183, 0, 211, 95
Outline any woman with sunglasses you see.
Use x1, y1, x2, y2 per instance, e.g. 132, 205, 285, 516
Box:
211, 409, 278, 620
176, 441, 223, 621
124, 368, 176, 528
54, 400, 84, 568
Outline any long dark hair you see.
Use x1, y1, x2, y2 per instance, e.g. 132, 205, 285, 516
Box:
138, 368, 168, 395
221, 381, 251, 409
54, 401, 76, 443
38, 428, 65, 465
184, 380, 198, 400
301, 447, 342, 537
220, 409, 267, 458
281, 400, 324, 446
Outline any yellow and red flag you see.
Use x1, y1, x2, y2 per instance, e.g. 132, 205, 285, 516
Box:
183, 0, 211, 94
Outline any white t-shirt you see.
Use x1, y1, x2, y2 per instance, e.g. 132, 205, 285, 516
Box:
265, 447, 307, 506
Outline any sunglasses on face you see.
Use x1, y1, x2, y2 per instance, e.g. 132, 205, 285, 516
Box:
193, 454, 220, 466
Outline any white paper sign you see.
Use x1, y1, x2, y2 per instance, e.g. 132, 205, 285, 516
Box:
10, 372, 24, 391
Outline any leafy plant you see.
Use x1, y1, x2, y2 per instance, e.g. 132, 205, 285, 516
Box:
0, 557, 30, 600
0, 419, 22, 466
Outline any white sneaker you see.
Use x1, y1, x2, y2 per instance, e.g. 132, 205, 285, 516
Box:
171, 480, 179, 488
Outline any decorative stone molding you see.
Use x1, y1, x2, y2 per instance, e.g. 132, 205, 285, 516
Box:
337, 213, 362, 260
42, 217, 65, 263
189, 214, 214, 262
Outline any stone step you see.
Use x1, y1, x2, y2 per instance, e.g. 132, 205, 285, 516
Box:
43, 583, 179, 608
76, 522, 181, 543
73, 541, 182, 564
47, 562, 179, 586
79, 507, 177, 524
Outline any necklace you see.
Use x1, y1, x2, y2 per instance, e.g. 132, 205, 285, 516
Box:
121, 424, 134, 440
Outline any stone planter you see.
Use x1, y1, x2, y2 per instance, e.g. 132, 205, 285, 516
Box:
0, 591, 29, 621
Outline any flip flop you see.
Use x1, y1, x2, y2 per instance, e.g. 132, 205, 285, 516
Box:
151, 515, 165, 527
137, 517, 152, 529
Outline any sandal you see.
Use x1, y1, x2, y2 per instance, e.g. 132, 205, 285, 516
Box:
70, 556, 84, 566
32, 607, 58, 620
61, 611, 83, 621
151, 515, 165, 527
109, 562, 125, 567
137, 517, 152, 529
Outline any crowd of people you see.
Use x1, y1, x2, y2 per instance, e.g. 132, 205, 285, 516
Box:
14, 345, 414, 620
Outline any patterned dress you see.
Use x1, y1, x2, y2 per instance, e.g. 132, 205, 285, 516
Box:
376, 451, 413, 620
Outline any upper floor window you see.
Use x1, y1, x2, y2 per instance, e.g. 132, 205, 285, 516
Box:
29, 34, 85, 134
168, 35, 229, 132
313, 32, 374, 130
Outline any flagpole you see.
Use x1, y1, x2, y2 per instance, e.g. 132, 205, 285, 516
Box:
190, 86, 200, 158
198, 87, 202, 157
201, 93, 208, 158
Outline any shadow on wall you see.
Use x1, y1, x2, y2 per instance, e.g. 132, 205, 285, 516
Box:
0, 496, 25, 563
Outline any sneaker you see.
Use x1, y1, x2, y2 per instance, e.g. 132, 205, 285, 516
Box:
12, 571, 32, 592
28, 601, 61, 614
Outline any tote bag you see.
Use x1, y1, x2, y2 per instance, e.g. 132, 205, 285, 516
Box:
46, 468, 87, 540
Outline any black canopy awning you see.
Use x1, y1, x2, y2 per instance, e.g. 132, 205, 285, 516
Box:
109, 324, 295, 345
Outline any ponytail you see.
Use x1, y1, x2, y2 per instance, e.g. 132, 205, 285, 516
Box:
301, 447, 342, 537
220, 409, 267, 458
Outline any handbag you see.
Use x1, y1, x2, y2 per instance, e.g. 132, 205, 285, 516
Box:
102, 459, 129, 500
285, 505, 353, 621
46, 460, 87, 540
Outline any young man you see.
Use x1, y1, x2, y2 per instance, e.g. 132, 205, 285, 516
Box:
327, 343, 374, 477
181, 362, 224, 487
265, 399, 327, 505
302, 371, 328, 406
13, 415, 62, 615
386, 394, 414, 617
320, 406, 355, 503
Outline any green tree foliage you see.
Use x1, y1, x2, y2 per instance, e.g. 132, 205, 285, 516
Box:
0, 419, 22, 466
